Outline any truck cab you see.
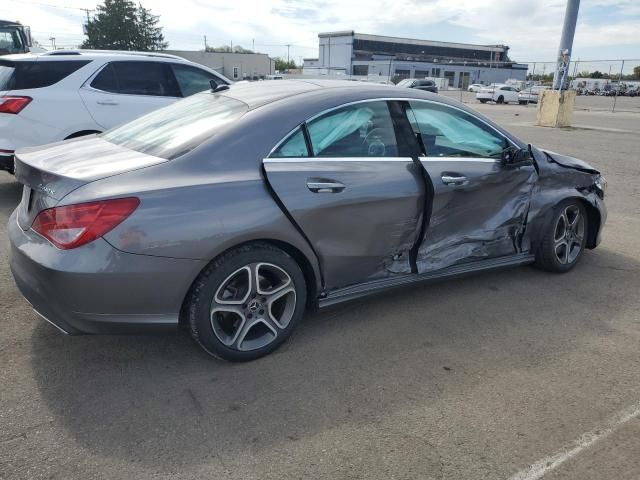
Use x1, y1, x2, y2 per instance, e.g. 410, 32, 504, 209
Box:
0, 20, 32, 55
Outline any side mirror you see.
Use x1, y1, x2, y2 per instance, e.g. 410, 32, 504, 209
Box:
501, 146, 533, 167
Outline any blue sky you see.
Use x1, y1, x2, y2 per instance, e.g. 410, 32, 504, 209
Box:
2, 0, 639, 71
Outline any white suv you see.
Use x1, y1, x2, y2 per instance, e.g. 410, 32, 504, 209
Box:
0, 50, 230, 173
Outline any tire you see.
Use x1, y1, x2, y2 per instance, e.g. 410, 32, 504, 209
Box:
534, 200, 587, 273
496, 95, 504, 104
187, 243, 307, 362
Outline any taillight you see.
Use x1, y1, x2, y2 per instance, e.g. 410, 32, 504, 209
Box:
32, 197, 140, 249
0, 96, 32, 114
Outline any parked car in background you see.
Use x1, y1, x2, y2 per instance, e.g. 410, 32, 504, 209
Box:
0, 50, 230, 173
518, 85, 549, 104
476, 84, 519, 104
9, 80, 606, 362
397, 78, 438, 93
467, 83, 483, 92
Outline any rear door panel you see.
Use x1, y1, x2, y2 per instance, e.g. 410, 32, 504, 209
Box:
264, 157, 424, 289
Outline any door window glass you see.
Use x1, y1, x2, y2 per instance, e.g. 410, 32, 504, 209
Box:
90, 63, 118, 92
270, 127, 309, 157
407, 101, 505, 158
108, 61, 180, 97
307, 101, 398, 157
172, 64, 217, 97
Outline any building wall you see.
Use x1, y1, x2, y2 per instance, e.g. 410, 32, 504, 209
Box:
318, 34, 353, 73
164, 50, 275, 80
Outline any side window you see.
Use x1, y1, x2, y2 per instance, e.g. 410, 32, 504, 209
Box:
407, 101, 505, 159
109, 61, 180, 97
172, 64, 218, 97
307, 101, 399, 157
270, 127, 309, 158
90, 63, 118, 93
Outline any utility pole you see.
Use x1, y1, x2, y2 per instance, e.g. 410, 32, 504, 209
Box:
286, 44, 291, 64
49, 37, 56, 49
203, 35, 208, 51
252, 38, 255, 52
552, 0, 580, 90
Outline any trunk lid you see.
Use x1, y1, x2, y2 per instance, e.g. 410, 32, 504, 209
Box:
14, 135, 166, 229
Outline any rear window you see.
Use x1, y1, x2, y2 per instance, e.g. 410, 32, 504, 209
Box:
0, 60, 90, 90
102, 93, 248, 159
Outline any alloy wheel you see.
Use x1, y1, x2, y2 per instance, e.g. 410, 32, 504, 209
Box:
210, 263, 297, 351
553, 205, 585, 265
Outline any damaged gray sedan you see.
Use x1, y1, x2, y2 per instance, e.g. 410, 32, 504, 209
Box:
9, 80, 606, 361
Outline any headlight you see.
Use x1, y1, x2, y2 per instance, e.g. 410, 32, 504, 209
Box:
594, 175, 607, 197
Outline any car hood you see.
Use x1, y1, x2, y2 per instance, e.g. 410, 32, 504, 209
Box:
540, 149, 600, 174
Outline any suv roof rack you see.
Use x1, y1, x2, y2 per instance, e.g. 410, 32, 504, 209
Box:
41, 49, 182, 60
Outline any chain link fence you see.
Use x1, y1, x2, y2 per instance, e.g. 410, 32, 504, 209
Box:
523, 59, 640, 112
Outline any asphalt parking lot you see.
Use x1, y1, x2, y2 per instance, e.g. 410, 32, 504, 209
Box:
1, 95, 639, 480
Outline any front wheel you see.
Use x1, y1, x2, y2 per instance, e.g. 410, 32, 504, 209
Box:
534, 200, 587, 273
496, 95, 504, 104
187, 243, 307, 361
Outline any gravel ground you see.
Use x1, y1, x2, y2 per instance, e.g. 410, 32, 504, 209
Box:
1, 98, 639, 480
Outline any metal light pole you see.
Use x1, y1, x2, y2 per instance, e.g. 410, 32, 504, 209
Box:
552, 0, 580, 90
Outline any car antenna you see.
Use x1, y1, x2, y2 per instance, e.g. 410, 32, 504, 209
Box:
210, 81, 230, 93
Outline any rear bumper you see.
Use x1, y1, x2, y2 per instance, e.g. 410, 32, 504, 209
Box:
476, 93, 494, 101
8, 210, 202, 334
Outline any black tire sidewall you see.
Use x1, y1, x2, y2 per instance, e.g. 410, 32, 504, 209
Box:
189, 245, 307, 362
539, 200, 588, 273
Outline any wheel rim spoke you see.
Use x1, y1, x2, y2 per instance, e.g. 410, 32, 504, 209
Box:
553, 206, 585, 265
210, 262, 297, 352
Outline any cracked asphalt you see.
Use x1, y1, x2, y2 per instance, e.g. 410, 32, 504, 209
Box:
1, 94, 639, 479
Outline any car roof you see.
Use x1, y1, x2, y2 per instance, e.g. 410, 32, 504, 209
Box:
3, 49, 186, 62
219, 79, 471, 112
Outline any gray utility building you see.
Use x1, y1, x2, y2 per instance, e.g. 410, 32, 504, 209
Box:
164, 50, 275, 80
303, 31, 528, 87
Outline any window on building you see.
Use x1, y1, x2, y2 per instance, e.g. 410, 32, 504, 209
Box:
395, 69, 410, 79
352, 64, 369, 76
307, 101, 398, 157
233, 66, 239, 79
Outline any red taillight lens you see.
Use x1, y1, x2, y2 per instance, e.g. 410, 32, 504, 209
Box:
0, 96, 33, 114
32, 197, 140, 249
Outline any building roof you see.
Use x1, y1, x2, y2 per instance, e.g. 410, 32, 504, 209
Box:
318, 31, 508, 53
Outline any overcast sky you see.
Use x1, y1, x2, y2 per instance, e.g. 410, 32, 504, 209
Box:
2, 0, 639, 69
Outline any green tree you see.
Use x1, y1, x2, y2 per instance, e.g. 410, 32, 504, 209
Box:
634, 65, 640, 80
274, 57, 297, 71
82, 0, 167, 51
205, 45, 254, 53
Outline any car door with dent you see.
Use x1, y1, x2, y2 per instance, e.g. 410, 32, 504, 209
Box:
263, 100, 426, 290
404, 100, 537, 272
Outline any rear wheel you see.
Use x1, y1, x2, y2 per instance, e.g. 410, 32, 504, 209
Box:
534, 200, 587, 273
496, 95, 505, 104
187, 243, 307, 361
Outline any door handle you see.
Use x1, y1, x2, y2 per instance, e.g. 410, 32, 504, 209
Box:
306, 179, 345, 193
97, 100, 119, 106
441, 175, 468, 186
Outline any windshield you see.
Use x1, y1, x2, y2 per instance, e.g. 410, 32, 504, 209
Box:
102, 93, 248, 159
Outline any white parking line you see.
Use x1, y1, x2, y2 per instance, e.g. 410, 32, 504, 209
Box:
508, 401, 640, 480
